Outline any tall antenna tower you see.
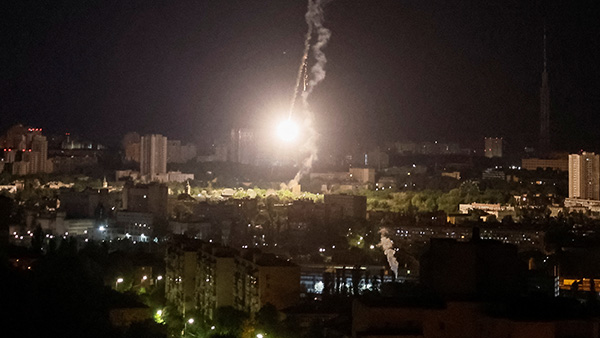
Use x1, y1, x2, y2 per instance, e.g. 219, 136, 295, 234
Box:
539, 26, 551, 155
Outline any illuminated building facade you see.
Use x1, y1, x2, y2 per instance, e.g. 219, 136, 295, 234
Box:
165, 240, 300, 318
568, 152, 600, 200
140, 134, 167, 181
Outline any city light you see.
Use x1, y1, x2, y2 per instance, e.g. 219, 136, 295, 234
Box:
276, 118, 299, 142
187, 318, 194, 324
256, 334, 264, 338
157, 275, 163, 281
142, 275, 148, 281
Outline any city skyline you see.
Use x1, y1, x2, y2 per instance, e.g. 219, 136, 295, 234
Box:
2, 1, 600, 151
5, 2, 600, 337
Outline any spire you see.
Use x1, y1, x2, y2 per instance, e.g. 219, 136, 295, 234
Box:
543, 25, 547, 72
539, 24, 550, 156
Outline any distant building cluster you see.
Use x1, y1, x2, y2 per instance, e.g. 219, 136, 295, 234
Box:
119, 132, 195, 183
123, 132, 197, 164
0, 124, 111, 175
390, 141, 471, 155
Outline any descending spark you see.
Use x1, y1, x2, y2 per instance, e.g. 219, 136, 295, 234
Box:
289, 4, 314, 118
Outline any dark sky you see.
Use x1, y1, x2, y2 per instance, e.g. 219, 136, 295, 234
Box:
2, 0, 599, 151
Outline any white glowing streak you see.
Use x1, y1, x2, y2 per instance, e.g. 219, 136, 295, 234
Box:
378, 228, 399, 278
277, 119, 299, 142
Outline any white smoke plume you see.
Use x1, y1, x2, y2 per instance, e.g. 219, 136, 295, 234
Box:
378, 228, 399, 278
288, 0, 331, 188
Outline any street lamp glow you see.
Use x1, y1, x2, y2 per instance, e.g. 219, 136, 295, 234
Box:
115, 277, 124, 289
142, 275, 148, 281
276, 118, 299, 142
157, 275, 163, 281
187, 318, 194, 324
256, 334, 264, 338
156, 310, 162, 316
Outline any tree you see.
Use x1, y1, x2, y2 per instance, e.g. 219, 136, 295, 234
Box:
214, 306, 248, 337
255, 303, 280, 335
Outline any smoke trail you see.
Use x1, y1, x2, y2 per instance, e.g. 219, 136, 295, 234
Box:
302, 0, 331, 101
378, 228, 399, 278
288, 0, 331, 188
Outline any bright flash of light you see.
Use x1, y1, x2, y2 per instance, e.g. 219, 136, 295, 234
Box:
276, 118, 299, 142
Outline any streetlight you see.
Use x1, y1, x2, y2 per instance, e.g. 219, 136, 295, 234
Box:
256, 334, 264, 338
115, 277, 123, 289
142, 275, 148, 282
184, 318, 195, 336
156, 275, 163, 281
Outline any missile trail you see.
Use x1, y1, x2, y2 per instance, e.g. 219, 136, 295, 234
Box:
288, 3, 314, 118
287, 0, 331, 189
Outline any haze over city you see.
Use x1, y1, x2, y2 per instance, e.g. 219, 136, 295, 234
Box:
3, 0, 600, 150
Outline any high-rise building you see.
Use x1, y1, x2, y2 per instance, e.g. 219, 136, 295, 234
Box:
484, 137, 502, 158
569, 152, 600, 200
140, 134, 167, 180
167, 140, 197, 163
1, 125, 51, 175
31, 135, 48, 173
123, 132, 141, 162
228, 128, 255, 164
539, 28, 551, 155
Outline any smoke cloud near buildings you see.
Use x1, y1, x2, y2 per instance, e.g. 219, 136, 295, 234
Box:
378, 228, 399, 278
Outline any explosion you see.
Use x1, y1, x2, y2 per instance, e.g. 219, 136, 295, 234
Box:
276, 118, 300, 142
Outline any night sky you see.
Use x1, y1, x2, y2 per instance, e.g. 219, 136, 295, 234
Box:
2, 0, 599, 151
